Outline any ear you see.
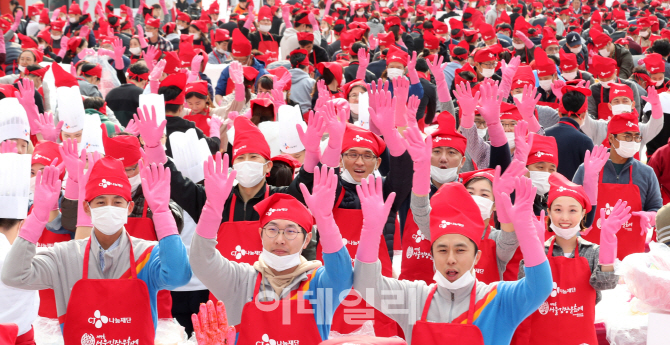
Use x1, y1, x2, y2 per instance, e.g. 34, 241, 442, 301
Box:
473, 249, 482, 266
265, 160, 273, 176
376, 156, 382, 169
608, 103, 612, 111
83, 201, 92, 217
127, 201, 135, 215
459, 155, 466, 169
303, 232, 313, 249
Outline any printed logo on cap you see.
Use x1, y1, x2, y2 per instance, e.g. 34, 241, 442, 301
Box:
99, 178, 124, 188
562, 64, 574, 69
535, 151, 553, 158
233, 145, 247, 155
353, 135, 373, 143
233, 49, 241, 54
434, 136, 452, 142
571, 35, 578, 41
488, 53, 495, 58
556, 186, 578, 194
613, 89, 627, 94
626, 121, 636, 127
33, 153, 51, 162
651, 67, 659, 72
439, 220, 465, 228
265, 207, 288, 216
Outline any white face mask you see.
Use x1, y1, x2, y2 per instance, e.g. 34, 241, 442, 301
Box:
562, 71, 577, 81
472, 195, 493, 221
69, 17, 77, 23
259, 24, 272, 32
234, 161, 267, 188
334, 3, 342, 9
38, 44, 46, 50
505, 131, 516, 149
512, 93, 523, 102
614, 138, 639, 158
470, 2, 477, 7
481, 68, 495, 78
430, 166, 458, 184
191, 33, 201, 40
477, 128, 487, 139
600, 80, 612, 88
513, 42, 525, 50
89, 204, 129, 236
641, 31, 650, 38
177, 25, 186, 31
216, 47, 227, 54
433, 260, 476, 290
129, 174, 142, 192
380, 1, 388, 6
549, 221, 581, 240
387, 68, 404, 79
357, 10, 365, 16
51, 34, 62, 41
39, 24, 46, 30
663, 2, 670, 8
656, 79, 664, 87
259, 237, 306, 272
129, 47, 142, 55
350, 103, 359, 114
30, 176, 36, 194
599, 48, 610, 57
33, 16, 40, 22
570, 46, 582, 54
539, 79, 553, 91
529, 171, 551, 195
18, 65, 26, 72
146, 31, 154, 38
551, 53, 559, 60
611, 103, 632, 115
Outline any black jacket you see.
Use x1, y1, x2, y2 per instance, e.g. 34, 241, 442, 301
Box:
417, 78, 437, 124
368, 59, 387, 79
344, 62, 377, 83
249, 31, 282, 51
105, 83, 144, 127
544, 117, 595, 180
327, 40, 341, 61
165, 115, 220, 158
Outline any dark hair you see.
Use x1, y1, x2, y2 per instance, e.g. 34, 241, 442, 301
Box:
560, 91, 587, 116
321, 67, 335, 85
80, 62, 100, 82
464, 176, 493, 190
26, 64, 44, 76
431, 238, 480, 256
298, 40, 313, 47
257, 75, 274, 92
158, 85, 184, 113
547, 54, 559, 65
334, 23, 345, 33
128, 63, 150, 81
293, 12, 312, 29
185, 91, 211, 109
190, 24, 211, 46
388, 25, 401, 42
290, 51, 308, 68
0, 218, 21, 229
415, 58, 429, 73
267, 161, 294, 187
351, 42, 368, 58
20, 49, 39, 63
250, 104, 275, 125
652, 39, 670, 57
108, 15, 119, 26
83, 97, 106, 110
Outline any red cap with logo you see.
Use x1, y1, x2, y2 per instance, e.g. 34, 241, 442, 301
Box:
474, 45, 501, 63
32, 141, 62, 167
500, 102, 523, 121
232, 116, 271, 161
51, 20, 66, 32
85, 157, 132, 202
231, 28, 252, 57
608, 112, 639, 136
377, 32, 395, 47
254, 193, 314, 232
386, 45, 408, 67
342, 123, 386, 157
214, 28, 230, 42
548, 172, 592, 213
479, 23, 496, 41
541, 27, 559, 48
459, 168, 495, 186
145, 15, 161, 28
160, 72, 188, 104
526, 133, 558, 167
559, 49, 578, 72
430, 111, 467, 154
184, 80, 209, 96
102, 131, 142, 168
177, 10, 192, 22
608, 83, 634, 102
591, 30, 612, 49
423, 31, 440, 50
641, 53, 666, 74
69, 2, 82, 15
429, 182, 484, 247
591, 55, 617, 79
534, 47, 555, 77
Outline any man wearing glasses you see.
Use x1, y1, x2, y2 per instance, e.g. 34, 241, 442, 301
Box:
472, 47, 502, 82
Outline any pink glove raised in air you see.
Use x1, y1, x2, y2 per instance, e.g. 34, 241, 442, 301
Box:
512, 120, 533, 164
137, 25, 149, 48
139, 162, 177, 240
392, 76, 410, 127
229, 61, 246, 103
356, 176, 396, 263
208, 116, 223, 138
428, 55, 451, 102
356, 48, 370, 80
11, 10, 23, 32
402, 126, 432, 196
188, 55, 204, 82
35, 112, 64, 142
369, 89, 406, 157
149, 59, 166, 93
79, 25, 90, 39
300, 165, 343, 254
515, 31, 534, 49
600, 200, 632, 265
582, 145, 608, 205
453, 81, 480, 129
77, 151, 101, 227
406, 51, 420, 85
124, 119, 140, 136
243, 11, 255, 29
492, 160, 528, 223
282, 6, 293, 29
320, 102, 348, 168
112, 38, 126, 70
632, 211, 656, 237
197, 152, 237, 239
57, 35, 70, 58
15, 79, 40, 134
51, 9, 61, 23
513, 84, 542, 133
308, 13, 319, 32
19, 166, 61, 244
498, 176, 547, 267
296, 110, 326, 173
498, 55, 520, 100
59, 139, 81, 199
368, 34, 378, 51
642, 86, 663, 120
192, 300, 236, 345
476, 82, 506, 147
551, 79, 566, 100
134, 105, 167, 164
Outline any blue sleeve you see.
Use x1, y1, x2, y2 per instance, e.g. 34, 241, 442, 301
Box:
409, 81, 424, 99
572, 164, 585, 185
444, 68, 454, 90
308, 246, 353, 340
142, 235, 192, 291
496, 260, 553, 324
215, 66, 231, 96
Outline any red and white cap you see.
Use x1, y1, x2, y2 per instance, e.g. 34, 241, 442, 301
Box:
429, 182, 485, 247
526, 133, 558, 167
607, 112, 639, 136
386, 45, 408, 67
608, 83, 634, 102
232, 116, 271, 161
254, 193, 314, 232
102, 131, 142, 168
548, 173, 591, 213
53, 62, 86, 133
641, 52, 666, 74
429, 111, 467, 154
342, 123, 386, 157
85, 157, 132, 202
231, 28, 252, 57
591, 55, 617, 79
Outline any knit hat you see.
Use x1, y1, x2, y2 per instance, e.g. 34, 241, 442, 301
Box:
526, 133, 559, 167
534, 47, 555, 77
511, 65, 535, 90
548, 172, 592, 213
640, 53, 666, 74
254, 193, 314, 232
32, 141, 62, 167
232, 116, 271, 161
214, 28, 230, 42
386, 45, 408, 67
591, 55, 617, 79
608, 83, 634, 102
654, 203, 670, 244
85, 157, 132, 202
429, 182, 484, 247
500, 102, 523, 121
430, 111, 467, 154
160, 73, 188, 105
559, 49, 578, 72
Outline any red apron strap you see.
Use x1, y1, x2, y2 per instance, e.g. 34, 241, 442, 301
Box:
334, 186, 345, 209
253, 272, 263, 295
229, 194, 237, 220
549, 237, 580, 258
420, 285, 438, 321
142, 200, 148, 218
83, 233, 138, 279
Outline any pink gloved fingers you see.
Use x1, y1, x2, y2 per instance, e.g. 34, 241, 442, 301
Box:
407, 51, 420, 85
50, 9, 61, 22
551, 80, 566, 100
320, 105, 346, 168
113, 38, 125, 70
599, 200, 632, 265
511, 120, 532, 163
197, 153, 236, 239
0, 140, 17, 153
137, 25, 148, 48
642, 86, 663, 120
516, 31, 534, 49
0, 30, 5, 55
582, 145, 608, 204
300, 166, 343, 254
139, 162, 172, 214
402, 128, 432, 195
57, 36, 70, 58
208, 117, 223, 138
234, 81, 246, 102
632, 211, 656, 237
356, 48, 369, 80
356, 176, 396, 263
282, 6, 292, 29
453, 81, 480, 129
11, 10, 22, 32
392, 77, 409, 128
243, 12, 255, 29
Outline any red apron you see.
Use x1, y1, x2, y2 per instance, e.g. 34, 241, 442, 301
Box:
14, 327, 35, 345
236, 272, 323, 344
475, 226, 502, 284
62, 235, 154, 344
410, 281, 485, 345
258, 33, 279, 64
583, 166, 644, 260
124, 201, 173, 319
503, 248, 524, 281
323, 188, 401, 337
36, 230, 72, 319
399, 210, 435, 284
596, 82, 640, 121
511, 238, 597, 345
183, 109, 212, 134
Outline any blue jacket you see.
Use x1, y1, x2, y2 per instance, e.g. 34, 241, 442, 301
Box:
214, 58, 269, 96
370, 76, 424, 100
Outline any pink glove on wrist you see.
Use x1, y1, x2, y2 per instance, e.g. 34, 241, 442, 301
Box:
428, 55, 451, 102
301, 166, 343, 253
196, 153, 236, 239
516, 32, 534, 49
51, 9, 61, 23
356, 176, 396, 263
308, 13, 319, 32
325, 0, 332, 15
369, 89, 406, 156
20, 166, 61, 244
513, 84, 542, 133
368, 35, 378, 51
208, 116, 222, 138
79, 25, 90, 39
58, 36, 70, 58
243, 12, 255, 29
582, 145, 608, 205
632, 211, 656, 237
137, 25, 149, 48
77, 151, 101, 227
392, 77, 410, 127
476, 82, 506, 147
320, 103, 347, 167
402, 127, 432, 195
599, 200, 632, 265
642, 86, 663, 120
15, 79, 40, 134
297, 111, 326, 173
36, 112, 64, 142
492, 161, 528, 223
453, 81, 480, 129
406, 51, 420, 85
11, 10, 22, 32
356, 48, 370, 80
551, 80, 566, 100
139, 162, 177, 240
0, 30, 5, 55
511, 120, 533, 164
112, 38, 125, 70
282, 6, 293, 29
498, 56, 520, 100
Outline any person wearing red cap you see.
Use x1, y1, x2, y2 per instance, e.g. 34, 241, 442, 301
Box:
587, 55, 642, 121
2, 159, 191, 337
573, 112, 663, 260
141, 14, 175, 53
77, 62, 104, 98
289, 49, 317, 113
592, 30, 634, 79
105, 63, 151, 127
641, 53, 670, 92
279, 10, 322, 63
557, 49, 594, 84
344, 43, 378, 83
208, 28, 232, 64
533, 47, 561, 109
248, 6, 282, 59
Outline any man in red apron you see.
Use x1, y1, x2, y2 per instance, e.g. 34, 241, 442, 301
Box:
586, 55, 642, 121
534, 48, 560, 109
249, 6, 281, 64
574, 112, 664, 259
353, 176, 553, 344
1, 159, 191, 338
208, 29, 232, 64
189, 157, 353, 342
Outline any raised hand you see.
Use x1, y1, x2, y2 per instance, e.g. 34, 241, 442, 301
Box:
270, 89, 286, 107
112, 37, 126, 70
138, 162, 171, 214
356, 175, 396, 263
192, 300, 236, 345
197, 152, 237, 239
631, 211, 656, 237
144, 45, 158, 70
476, 81, 502, 125
134, 105, 166, 148
35, 112, 64, 142
300, 166, 343, 253
499, 55, 521, 100
551, 79, 566, 100
493, 160, 529, 223
282, 5, 292, 29
83, 0, 90, 13
79, 25, 90, 39
149, 58, 166, 80
308, 12, 319, 32
368, 34, 378, 51
274, 71, 291, 92
582, 144, 608, 204
15, 79, 40, 133
406, 51, 420, 84
513, 84, 542, 132
453, 81, 480, 129
356, 48, 370, 80
320, 102, 348, 167
77, 48, 97, 60
392, 76, 410, 127
369, 89, 406, 157
58, 35, 70, 58
229, 61, 244, 84
19, 165, 61, 244
599, 200, 632, 265
11, 10, 23, 32
406, 95, 421, 129
402, 126, 432, 196
297, 110, 326, 153
136, 25, 148, 48
642, 86, 663, 119
512, 120, 533, 164
0, 140, 17, 153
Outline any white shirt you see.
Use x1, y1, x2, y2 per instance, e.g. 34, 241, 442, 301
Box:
0, 233, 40, 336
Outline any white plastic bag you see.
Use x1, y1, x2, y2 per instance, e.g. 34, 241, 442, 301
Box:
616, 243, 670, 313
33, 317, 64, 345
83, 55, 120, 98
328, 320, 376, 339
155, 318, 188, 345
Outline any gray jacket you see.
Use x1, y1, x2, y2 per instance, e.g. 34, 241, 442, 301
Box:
289, 68, 316, 114
588, 79, 642, 120
580, 108, 663, 154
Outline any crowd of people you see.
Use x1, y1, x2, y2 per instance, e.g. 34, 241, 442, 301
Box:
0, 0, 669, 343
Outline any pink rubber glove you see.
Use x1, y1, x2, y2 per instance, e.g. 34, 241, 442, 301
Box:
632, 211, 657, 237
308, 13, 319, 32
77, 151, 101, 227
59, 139, 81, 199
159, 0, 167, 13
1, 140, 17, 153
137, 25, 149, 48
476, 82, 506, 147
356, 48, 370, 80
300, 165, 343, 253
124, 119, 140, 136
97, 48, 114, 58
19, 166, 61, 244
392, 76, 410, 127
582, 145, 608, 205
139, 161, 177, 240
356, 175, 396, 263
11, 10, 22, 32
58, 36, 70, 58
134, 105, 167, 164
350, 5, 356, 16
243, 11, 255, 29
83, 0, 90, 13
512, 120, 533, 164
551, 79, 566, 100
96, 2, 105, 19
320, 102, 347, 167
270, 89, 286, 107
79, 25, 90, 39
402, 126, 432, 195
493, 160, 529, 223
77, 48, 97, 60
188, 55, 204, 82
0, 30, 5, 55
112, 38, 125, 70
149, 59, 166, 94
35, 112, 64, 142
453, 81, 480, 129
515, 31, 534, 49
15, 79, 40, 134
325, 0, 333, 16
406, 51, 420, 85
513, 84, 542, 133
534, 210, 546, 244
428, 55, 451, 102
274, 72, 291, 92
229, 62, 246, 103
498, 176, 547, 267
599, 200, 632, 265
368, 34, 378, 51
643, 86, 663, 120
498, 55, 520, 100
297, 110, 326, 173
192, 300, 236, 345
145, 45, 159, 70
51, 9, 61, 22
406, 95, 421, 127
369, 89, 406, 156
282, 6, 293, 29
197, 152, 237, 239
208, 116, 222, 138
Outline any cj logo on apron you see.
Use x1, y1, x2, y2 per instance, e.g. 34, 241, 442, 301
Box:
256, 333, 299, 345
87, 310, 133, 328
537, 282, 584, 317
596, 203, 633, 231
231, 245, 263, 260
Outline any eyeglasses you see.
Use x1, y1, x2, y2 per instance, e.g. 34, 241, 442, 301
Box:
263, 225, 302, 240
342, 152, 377, 162
502, 122, 517, 130
546, 47, 560, 54
480, 61, 497, 69
615, 133, 642, 143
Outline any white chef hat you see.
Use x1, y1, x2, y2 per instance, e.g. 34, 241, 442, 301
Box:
139, 94, 166, 134
0, 153, 32, 219
258, 121, 282, 158
53, 62, 86, 134
80, 115, 105, 155
169, 128, 210, 183
277, 104, 306, 154
0, 98, 31, 144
